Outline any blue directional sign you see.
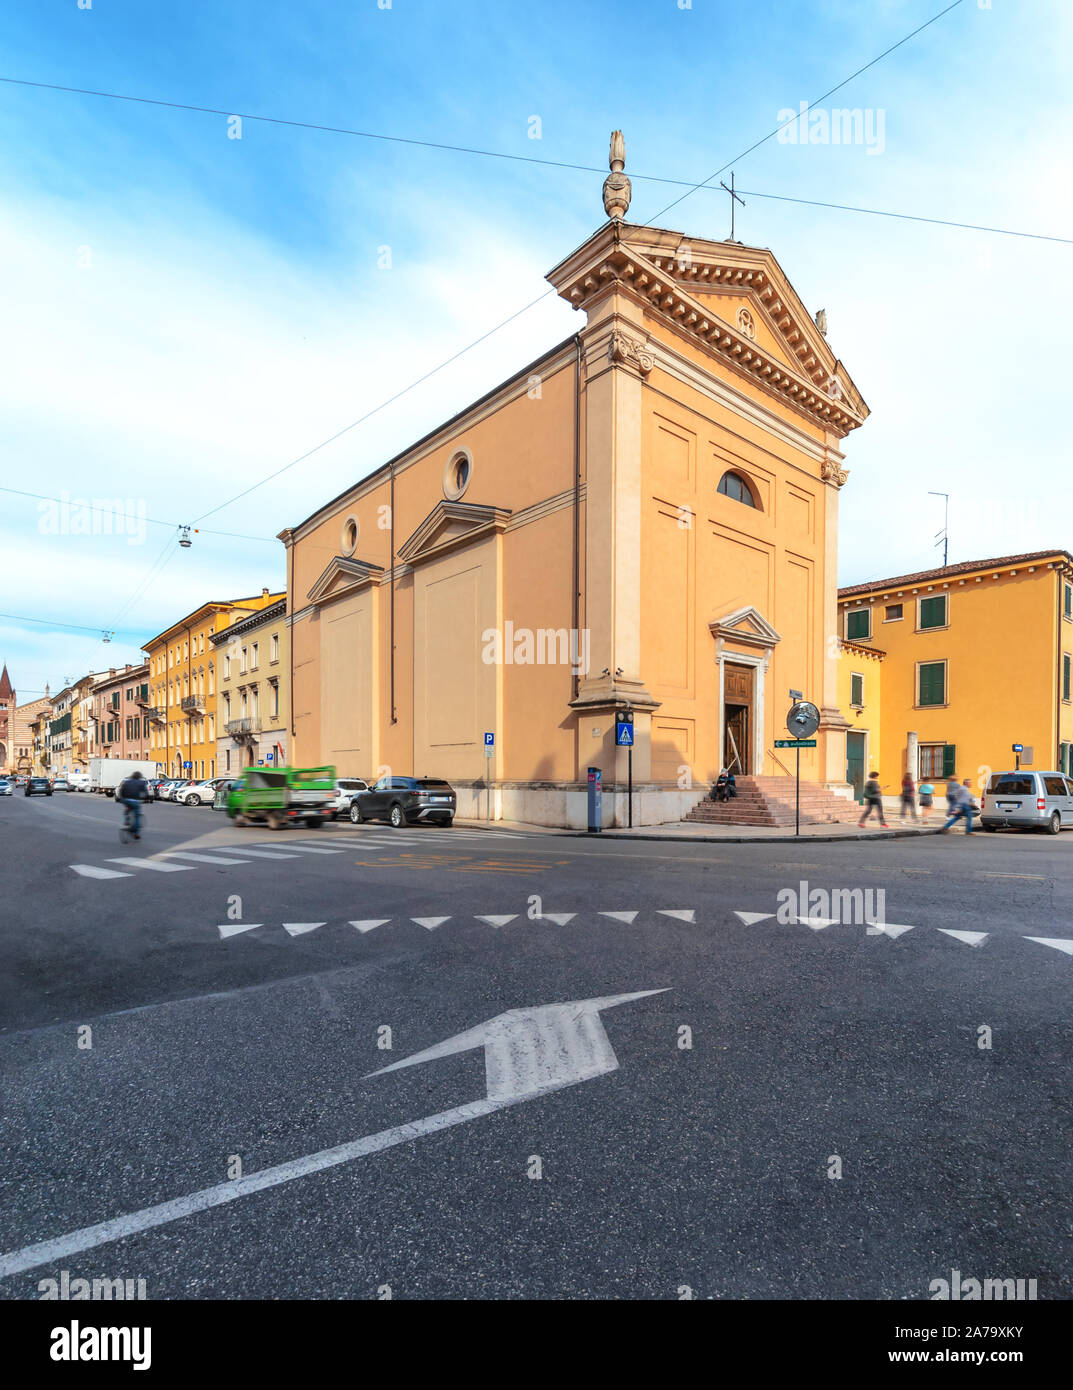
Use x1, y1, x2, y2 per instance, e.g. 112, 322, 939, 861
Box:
1012, 743, 1024, 753
183, 761, 192, 769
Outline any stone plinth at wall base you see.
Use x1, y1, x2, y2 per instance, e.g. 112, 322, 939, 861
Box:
823, 783, 856, 802
450, 782, 707, 830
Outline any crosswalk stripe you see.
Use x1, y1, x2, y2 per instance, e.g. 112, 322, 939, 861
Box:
160, 851, 252, 865
70, 864, 133, 880
218, 922, 262, 939
224, 847, 300, 859
256, 843, 343, 855
107, 857, 194, 873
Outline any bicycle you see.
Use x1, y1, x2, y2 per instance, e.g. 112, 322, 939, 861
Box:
119, 800, 146, 844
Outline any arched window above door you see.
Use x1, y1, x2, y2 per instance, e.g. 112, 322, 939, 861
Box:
717, 471, 758, 508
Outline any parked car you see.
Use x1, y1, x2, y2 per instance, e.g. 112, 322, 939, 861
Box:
51, 778, 72, 792
25, 777, 52, 798
157, 779, 191, 802
177, 777, 227, 806
0, 779, 12, 797
351, 776, 456, 827
67, 771, 91, 791
327, 778, 370, 820
981, 770, 1073, 834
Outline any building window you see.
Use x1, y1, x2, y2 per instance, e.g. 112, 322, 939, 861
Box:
1061, 743, 1072, 776
850, 673, 864, 708
846, 608, 870, 641
240, 647, 247, 674
1065, 584, 1072, 621
918, 660, 947, 707
341, 514, 360, 556
443, 449, 473, 501
717, 470, 757, 508
918, 594, 948, 630
226, 749, 231, 771
884, 603, 903, 621
270, 634, 279, 663
251, 642, 259, 670
920, 743, 956, 779
269, 679, 279, 718
1064, 654, 1071, 703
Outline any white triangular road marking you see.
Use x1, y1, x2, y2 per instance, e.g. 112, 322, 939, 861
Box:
217, 922, 263, 939
349, 919, 391, 934
282, 922, 326, 937
734, 911, 774, 925
1024, 936, 1073, 958
795, 916, 838, 930
866, 923, 915, 939
475, 915, 518, 928
540, 913, 575, 925
658, 909, 695, 923
600, 911, 638, 924
937, 928, 989, 948
412, 916, 450, 930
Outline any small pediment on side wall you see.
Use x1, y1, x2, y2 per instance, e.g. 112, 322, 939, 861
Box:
307, 555, 384, 605
396, 500, 512, 567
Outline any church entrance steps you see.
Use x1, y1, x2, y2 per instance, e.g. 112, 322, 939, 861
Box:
685, 776, 863, 828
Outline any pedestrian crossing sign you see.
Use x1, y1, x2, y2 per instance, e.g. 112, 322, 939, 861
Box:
615, 712, 634, 747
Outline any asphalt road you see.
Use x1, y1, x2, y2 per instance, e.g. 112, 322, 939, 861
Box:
1, 790, 1070, 1300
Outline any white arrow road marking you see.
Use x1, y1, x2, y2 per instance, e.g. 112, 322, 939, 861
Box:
0, 989, 667, 1278
540, 913, 575, 926
349, 919, 391, 934
733, 911, 774, 925
217, 922, 263, 939
107, 858, 194, 873
70, 865, 133, 880
866, 923, 915, 939
599, 911, 638, 924
282, 922, 326, 937
411, 917, 451, 930
657, 910, 695, 923
161, 851, 252, 866
1024, 936, 1073, 957
475, 915, 518, 928
795, 916, 838, 930
937, 929, 989, 948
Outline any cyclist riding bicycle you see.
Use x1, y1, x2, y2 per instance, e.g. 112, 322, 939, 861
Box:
117, 770, 150, 840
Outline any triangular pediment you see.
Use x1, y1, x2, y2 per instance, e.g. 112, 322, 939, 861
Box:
307, 555, 384, 605
709, 606, 782, 649
397, 500, 511, 567
547, 220, 868, 433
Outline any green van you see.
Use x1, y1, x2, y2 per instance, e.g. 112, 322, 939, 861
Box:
226, 766, 335, 830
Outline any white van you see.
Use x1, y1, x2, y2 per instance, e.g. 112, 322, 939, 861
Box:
981, 771, 1073, 834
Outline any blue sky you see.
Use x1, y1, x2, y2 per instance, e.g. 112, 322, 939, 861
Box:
1, 0, 1071, 697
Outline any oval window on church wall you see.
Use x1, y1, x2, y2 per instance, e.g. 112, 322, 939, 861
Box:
717, 470, 758, 508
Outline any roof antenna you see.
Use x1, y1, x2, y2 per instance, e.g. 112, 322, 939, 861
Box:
928, 491, 949, 567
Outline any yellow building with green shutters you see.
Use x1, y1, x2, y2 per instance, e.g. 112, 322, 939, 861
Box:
837, 550, 1073, 797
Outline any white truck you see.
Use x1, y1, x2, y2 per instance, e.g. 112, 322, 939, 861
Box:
89, 758, 158, 797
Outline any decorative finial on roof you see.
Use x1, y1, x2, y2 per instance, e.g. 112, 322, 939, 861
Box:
814, 308, 828, 336
602, 130, 631, 221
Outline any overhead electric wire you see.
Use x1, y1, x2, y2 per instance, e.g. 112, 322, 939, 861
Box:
0, 485, 274, 541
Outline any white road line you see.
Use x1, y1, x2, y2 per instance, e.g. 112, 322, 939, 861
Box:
223, 847, 300, 860
412, 917, 451, 930
217, 922, 263, 939
475, 914, 518, 928
70, 864, 134, 880
1024, 936, 1073, 958
349, 919, 391, 933
733, 911, 774, 925
257, 843, 343, 855
282, 922, 326, 937
160, 851, 252, 866
107, 858, 194, 873
599, 911, 638, 924
657, 909, 695, 923
937, 929, 989, 948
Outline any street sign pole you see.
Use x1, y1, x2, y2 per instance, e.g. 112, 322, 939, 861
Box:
628, 743, 633, 829
796, 746, 800, 838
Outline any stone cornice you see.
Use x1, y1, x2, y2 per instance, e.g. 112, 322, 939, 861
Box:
548, 222, 866, 438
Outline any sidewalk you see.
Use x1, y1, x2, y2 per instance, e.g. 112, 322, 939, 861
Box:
454, 816, 946, 843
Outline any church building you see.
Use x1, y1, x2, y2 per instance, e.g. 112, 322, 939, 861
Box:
281, 136, 870, 826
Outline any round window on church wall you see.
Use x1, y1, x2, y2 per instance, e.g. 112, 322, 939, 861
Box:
443, 449, 472, 501
340, 515, 359, 555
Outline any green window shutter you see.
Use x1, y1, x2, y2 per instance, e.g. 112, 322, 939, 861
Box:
850, 674, 864, 706
918, 662, 945, 706
942, 744, 957, 778
847, 610, 869, 640
919, 595, 946, 629
1065, 655, 1071, 702
1065, 585, 1072, 619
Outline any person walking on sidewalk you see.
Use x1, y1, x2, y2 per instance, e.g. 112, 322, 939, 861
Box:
858, 771, 889, 828
918, 780, 935, 823
946, 774, 960, 818
899, 772, 918, 823
941, 778, 978, 834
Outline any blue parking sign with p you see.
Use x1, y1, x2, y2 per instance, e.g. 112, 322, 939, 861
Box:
484, 732, 494, 746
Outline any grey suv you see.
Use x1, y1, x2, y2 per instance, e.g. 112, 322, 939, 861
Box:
981, 770, 1073, 834
351, 776, 456, 827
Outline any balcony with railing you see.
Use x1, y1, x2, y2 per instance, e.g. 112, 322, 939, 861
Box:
225, 717, 261, 738
180, 694, 205, 713
145, 706, 166, 722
